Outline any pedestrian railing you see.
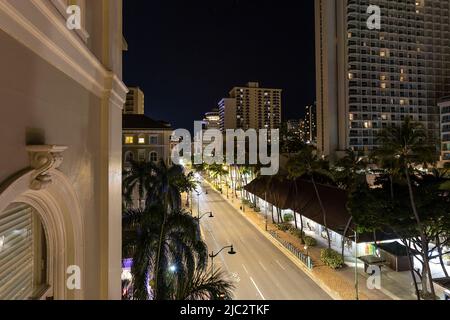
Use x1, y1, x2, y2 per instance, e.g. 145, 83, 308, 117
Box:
268, 230, 314, 270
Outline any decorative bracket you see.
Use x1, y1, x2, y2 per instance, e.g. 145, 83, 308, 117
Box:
26, 145, 68, 191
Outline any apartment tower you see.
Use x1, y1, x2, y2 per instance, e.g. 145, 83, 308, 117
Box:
315, 0, 450, 159
124, 87, 145, 115
219, 82, 282, 131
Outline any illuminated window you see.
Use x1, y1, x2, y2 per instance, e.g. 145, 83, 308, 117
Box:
348, 73, 354, 80
125, 136, 134, 144
0, 203, 47, 299
381, 83, 387, 89
349, 114, 354, 121
138, 137, 145, 144
380, 51, 386, 57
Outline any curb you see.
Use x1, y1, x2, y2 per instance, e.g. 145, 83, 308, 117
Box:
202, 178, 342, 301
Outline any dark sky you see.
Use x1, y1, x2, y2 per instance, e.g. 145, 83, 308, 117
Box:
123, 0, 316, 131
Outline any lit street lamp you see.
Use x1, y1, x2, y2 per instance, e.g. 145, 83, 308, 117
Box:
195, 190, 214, 225
209, 245, 236, 276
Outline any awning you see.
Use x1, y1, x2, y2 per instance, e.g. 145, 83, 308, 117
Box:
244, 175, 397, 243
377, 241, 419, 257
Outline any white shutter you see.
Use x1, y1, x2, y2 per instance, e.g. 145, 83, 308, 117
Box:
0, 204, 34, 300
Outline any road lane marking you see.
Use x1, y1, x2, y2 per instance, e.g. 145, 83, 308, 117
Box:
275, 260, 286, 271
242, 264, 249, 275
250, 277, 266, 300
258, 261, 267, 272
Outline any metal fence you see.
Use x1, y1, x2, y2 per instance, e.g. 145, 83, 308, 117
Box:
269, 230, 314, 270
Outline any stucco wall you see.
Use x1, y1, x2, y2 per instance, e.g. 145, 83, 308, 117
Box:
0, 29, 103, 298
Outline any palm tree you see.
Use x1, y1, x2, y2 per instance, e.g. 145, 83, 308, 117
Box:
174, 268, 235, 300
376, 117, 438, 298
145, 160, 188, 212
179, 172, 198, 208
208, 163, 228, 190
123, 160, 156, 209
123, 205, 233, 300
287, 145, 334, 249
334, 149, 368, 191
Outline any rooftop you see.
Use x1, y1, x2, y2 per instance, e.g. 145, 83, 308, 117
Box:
123, 114, 172, 130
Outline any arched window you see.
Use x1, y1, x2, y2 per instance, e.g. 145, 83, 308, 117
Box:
149, 152, 158, 162
125, 151, 134, 163
0, 203, 48, 300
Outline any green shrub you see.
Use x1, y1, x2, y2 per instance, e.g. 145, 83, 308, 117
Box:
254, 207, 261, 213
444, 254, 450, 265
242, 199, 251, 206
276, 223, 293, 232
320, 249, 344, 269
283, 213, 294, 222
290, 229, 305, 239
304, 236, 317, 247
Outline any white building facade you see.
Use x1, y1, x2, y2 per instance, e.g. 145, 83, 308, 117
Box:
315, 0, 450, 159
0, 0, 127, 300
439, 97, 450, 167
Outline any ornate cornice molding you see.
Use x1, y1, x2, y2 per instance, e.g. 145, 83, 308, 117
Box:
0, 0, 127, 108
26, 145, 68, 191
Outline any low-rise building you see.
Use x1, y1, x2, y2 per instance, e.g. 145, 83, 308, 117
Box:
123, 115, 173, 167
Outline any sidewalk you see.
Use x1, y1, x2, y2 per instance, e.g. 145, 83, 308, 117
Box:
201, 178, 417, 300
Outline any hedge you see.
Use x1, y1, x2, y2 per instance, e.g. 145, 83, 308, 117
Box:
320, 249, 344, 269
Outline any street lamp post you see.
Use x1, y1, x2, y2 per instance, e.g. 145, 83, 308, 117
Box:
197, 191, 200, 218
209, 245, 236, 276
264, 192, 268, 231
354, 228, 359, 301
197, 211, 214, 221
338, 225, 359, 300
195, 191, 214, 225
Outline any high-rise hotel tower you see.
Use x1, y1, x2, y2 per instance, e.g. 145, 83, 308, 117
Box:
315, 0, 450, 158
219, 82, 282, 132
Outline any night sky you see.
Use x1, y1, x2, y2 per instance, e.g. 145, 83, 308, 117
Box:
123, 0, 316, 131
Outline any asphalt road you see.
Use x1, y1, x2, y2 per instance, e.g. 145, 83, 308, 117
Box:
194, 181, 331, 300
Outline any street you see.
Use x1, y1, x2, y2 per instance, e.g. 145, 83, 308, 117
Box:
194, 181, 331, 300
